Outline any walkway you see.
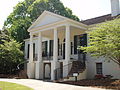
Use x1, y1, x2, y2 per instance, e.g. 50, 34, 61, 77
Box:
0, 79, 106, 90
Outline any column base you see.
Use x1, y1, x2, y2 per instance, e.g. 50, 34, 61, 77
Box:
63, 60, 70, 78
51, 61, 59, 80
35, 61, 43, 79
27, 62, 35, 79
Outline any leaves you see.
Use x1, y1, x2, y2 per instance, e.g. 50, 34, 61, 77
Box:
80, 18, 120, 65
4, 0, 79, 44
0, 32, 24, 74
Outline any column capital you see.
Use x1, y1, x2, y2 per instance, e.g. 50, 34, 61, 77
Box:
29, 33, 33, 36
38, 32, 42, 37
54, 27, 57, 31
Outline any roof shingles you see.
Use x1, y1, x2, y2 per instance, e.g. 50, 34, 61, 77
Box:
81, 14, 119, 25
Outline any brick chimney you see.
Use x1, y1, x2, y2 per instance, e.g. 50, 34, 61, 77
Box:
111, 0, 120, 16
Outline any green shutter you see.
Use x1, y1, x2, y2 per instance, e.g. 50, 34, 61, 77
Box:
49, 40, 53, 56
45, 41, 48, 56
27, 44, 30, 58
74, 35, 78, 54
33, 43, 35, 58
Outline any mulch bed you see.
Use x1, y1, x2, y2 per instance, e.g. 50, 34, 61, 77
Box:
59, 79, 120, 89
0, 74, 19, 78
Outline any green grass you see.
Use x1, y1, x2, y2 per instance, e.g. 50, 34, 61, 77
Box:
0, 81, 33, 90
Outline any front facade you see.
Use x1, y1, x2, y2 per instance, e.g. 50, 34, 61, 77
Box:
24, 0, 120, 81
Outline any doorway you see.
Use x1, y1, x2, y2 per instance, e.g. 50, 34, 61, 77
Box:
44, 63, 51, 79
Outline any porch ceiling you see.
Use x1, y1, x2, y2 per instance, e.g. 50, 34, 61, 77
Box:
34, 26, 86, 41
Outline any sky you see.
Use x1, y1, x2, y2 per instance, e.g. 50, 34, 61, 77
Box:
0, 0, 112, 29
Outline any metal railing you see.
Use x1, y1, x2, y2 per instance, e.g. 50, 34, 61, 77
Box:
33, 54, 38, 61
42, 52, 53, 60
54, 62, 72, 80
54, 61, 86, 80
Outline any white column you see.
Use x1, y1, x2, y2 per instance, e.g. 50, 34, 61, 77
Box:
63, 24, 71, 77
35, 32, 43, 79
29, 33, 33, 62
65, 24, 71, 63
37, 32, 42, 62
51, 28, 58, 80
53, 28, 58, 62
27, 33, 35, 78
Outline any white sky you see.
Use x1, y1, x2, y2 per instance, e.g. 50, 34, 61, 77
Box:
0, 0, 112, 29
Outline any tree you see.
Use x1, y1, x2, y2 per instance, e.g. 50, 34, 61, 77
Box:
0, 29, 10, 44
80, 18, 120, 65
0, 31, 24, 74
4, 0, 79, 44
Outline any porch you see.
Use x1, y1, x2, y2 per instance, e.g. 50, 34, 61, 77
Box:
27, 11, 88, 80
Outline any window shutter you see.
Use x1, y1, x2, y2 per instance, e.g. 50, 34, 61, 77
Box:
58, 38, 59, 56
45, 41, 48, 56
49, 40, 53, 56
74, 35, 78, 54
33, 43, 35, 58
61, 44, 62, 56
27, 44, 30, 58
80, 34, 87, 47
71, 42, 73, 54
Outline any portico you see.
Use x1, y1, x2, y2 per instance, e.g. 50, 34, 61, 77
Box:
26, 11, 87, 80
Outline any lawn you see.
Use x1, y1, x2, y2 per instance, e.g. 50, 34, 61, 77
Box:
0, 81, 33, 90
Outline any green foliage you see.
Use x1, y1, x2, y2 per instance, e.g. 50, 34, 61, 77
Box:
0, 35, 24, 74
80, 18, 120, 65
4, 0, 79, 43
0, 30, 10, 44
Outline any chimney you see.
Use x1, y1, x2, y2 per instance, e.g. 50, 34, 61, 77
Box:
111, 0, 120, 16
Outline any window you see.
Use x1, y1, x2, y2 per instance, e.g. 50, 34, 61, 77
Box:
74, 34, 87, 54
96, 63, 102, 74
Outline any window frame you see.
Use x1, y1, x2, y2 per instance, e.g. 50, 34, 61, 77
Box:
96, 63, 103, 75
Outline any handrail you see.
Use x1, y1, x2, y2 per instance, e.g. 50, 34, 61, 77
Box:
54, 62, 73, 80
17, 60, 28, 70
54, 61, 86, 80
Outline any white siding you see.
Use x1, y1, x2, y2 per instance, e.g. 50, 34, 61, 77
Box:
86, 55, 120, 79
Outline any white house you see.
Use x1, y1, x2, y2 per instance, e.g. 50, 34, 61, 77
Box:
24, 0, 120, 81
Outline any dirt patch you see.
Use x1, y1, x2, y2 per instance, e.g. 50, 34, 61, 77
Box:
59, 79, 120, 89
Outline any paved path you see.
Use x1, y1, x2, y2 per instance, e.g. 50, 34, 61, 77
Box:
0, 79, 106, 90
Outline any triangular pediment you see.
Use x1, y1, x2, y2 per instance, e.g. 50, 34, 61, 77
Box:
29, 11, 65, 30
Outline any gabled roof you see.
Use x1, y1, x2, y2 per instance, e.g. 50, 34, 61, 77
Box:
28, 11, 87, 32
28, 11, 65, 31
81, 14, 119, 25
